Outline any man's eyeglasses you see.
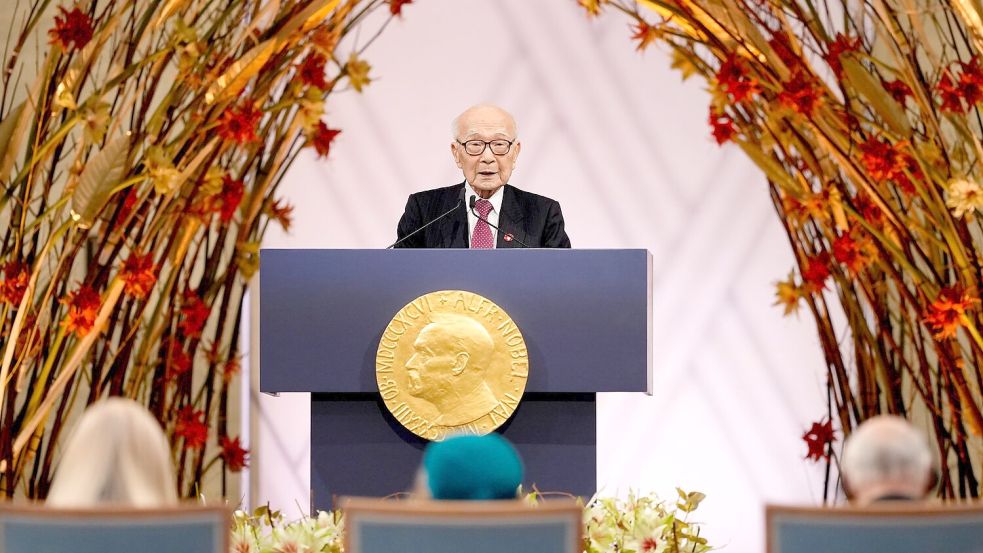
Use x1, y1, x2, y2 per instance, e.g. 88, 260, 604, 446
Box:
456, 139, 514, 156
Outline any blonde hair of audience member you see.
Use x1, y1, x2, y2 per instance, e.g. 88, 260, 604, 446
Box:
47, 397, 178, 507
840, 415, 936, 506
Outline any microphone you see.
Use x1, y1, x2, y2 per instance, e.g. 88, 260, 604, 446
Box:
469, 195, 529, 248
387, 187, 466, 249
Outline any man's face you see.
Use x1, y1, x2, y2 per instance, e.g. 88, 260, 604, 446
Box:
451, 107, 521, 198
404, 326, 455, 402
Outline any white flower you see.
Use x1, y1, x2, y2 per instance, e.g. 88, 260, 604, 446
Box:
946, 178, 983, 218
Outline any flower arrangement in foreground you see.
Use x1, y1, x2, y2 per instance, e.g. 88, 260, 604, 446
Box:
583, 0, 983, 500
0, 0, 410, 499
229, 490, 712, 553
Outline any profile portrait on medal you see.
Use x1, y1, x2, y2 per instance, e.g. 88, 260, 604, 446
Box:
404, 313, 500, 427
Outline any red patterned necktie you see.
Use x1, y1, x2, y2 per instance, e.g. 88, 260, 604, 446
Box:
470, 198, 494, 249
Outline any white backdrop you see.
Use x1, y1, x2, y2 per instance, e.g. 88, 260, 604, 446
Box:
250, 1, 831, 551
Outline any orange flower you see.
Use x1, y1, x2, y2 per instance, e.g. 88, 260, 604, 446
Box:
778, 70, 821, 116
298, 53, 328, 90
832, 232, 875, 275
0, 261, 29, 305
774, 272, 805, 316
220, 435, 249, 472
389, 0, 413, 16
578, 0, 603, 17
310, 121, 341, 158
120, 251, 157, 299
60, 285, 101, 337
708, 107, 736, 145
631, 20, 661, 52
179, 289, 211, 338
716, 55, 760, 103
851, 193, 884, 226
268, 198, 294, 232
175, 405, 208, 450
858, 137, 921, 195
218, 103, 262, 144
937, 71, 965, 113
222, 357, 241, 383
48, 5, 93, 51
924, 287, 979, 340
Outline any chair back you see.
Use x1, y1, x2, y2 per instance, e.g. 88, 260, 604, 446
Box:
766, 503, 983, 553
342, 497, 582, 553
0, 504, 229, 553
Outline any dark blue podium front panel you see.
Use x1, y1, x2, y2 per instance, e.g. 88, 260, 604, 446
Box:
260, 249, 651, 394
311, 393, 596, 507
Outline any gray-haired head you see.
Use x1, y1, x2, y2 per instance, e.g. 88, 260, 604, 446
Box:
840, 415, 936, 505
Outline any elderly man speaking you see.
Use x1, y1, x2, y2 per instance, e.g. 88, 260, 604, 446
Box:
393, 104, 571, 248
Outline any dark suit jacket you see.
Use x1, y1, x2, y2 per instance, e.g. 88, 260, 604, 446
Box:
395, 183, 571, 248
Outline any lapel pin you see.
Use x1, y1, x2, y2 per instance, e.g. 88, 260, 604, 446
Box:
504, 234, 513, 242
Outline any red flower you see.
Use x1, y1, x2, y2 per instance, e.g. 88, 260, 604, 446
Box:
801, 252, 831, 292
179, 289, 211, 338
832, 232, 874, 275
164, 338, 193, 382
937, 71, 965, 113
852, 193, 884, 226
767, 32, 800, 69
716, 56, 761, 103
118, 187, 139, 220
218, 103, 263, 144
924, 287, 979, 340
120, 251, 157, 299
631, 20, 660, 52
778, 70, 822, 116
216, 175, 244, 223
803, 419, 835, 462
220, 435, 249, 472
389, 0, 413, 16
60, 285, 101, 337
175, 405, 208, 450
268, 199, 294, 232
958, 59, 983, 106
298, 53, 328, 90
708, 108, 736, 145
824, 33, 861, 77
48, 5, 94, 51
310, 121, 341, 158
0, 261, 29, 305
881, 79, 913, 104
858, 137, 920, 195
641, 537, 659, 552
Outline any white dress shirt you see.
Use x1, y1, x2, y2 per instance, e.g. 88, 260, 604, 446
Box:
465, 183, 504, 247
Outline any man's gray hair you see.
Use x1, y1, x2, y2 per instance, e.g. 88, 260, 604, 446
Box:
841, 415, 934, 493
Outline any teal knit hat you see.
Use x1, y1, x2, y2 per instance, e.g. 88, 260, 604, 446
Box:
422, 434, 524, 500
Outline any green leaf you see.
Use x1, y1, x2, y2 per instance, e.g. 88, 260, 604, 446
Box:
0, 101, 27, 184
70, 134, 131, 229
841, 55, 912, 138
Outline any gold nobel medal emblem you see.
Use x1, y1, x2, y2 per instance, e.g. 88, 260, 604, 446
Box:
375, 290, 528, 440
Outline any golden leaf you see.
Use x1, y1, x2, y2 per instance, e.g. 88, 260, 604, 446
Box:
274, 0, 342, 42
828, 187, 848, 232
345, 53, 372, 93
841, 55, 912, 138
0, 101, 26, 184
70, 133, 131, 229
206, 39, 278, 104
670, 49, 698, 81
734, 138, 801, 193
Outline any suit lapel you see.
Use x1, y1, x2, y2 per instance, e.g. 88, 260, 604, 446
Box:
437, 183, 468, 248
496, 185, 526, 248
